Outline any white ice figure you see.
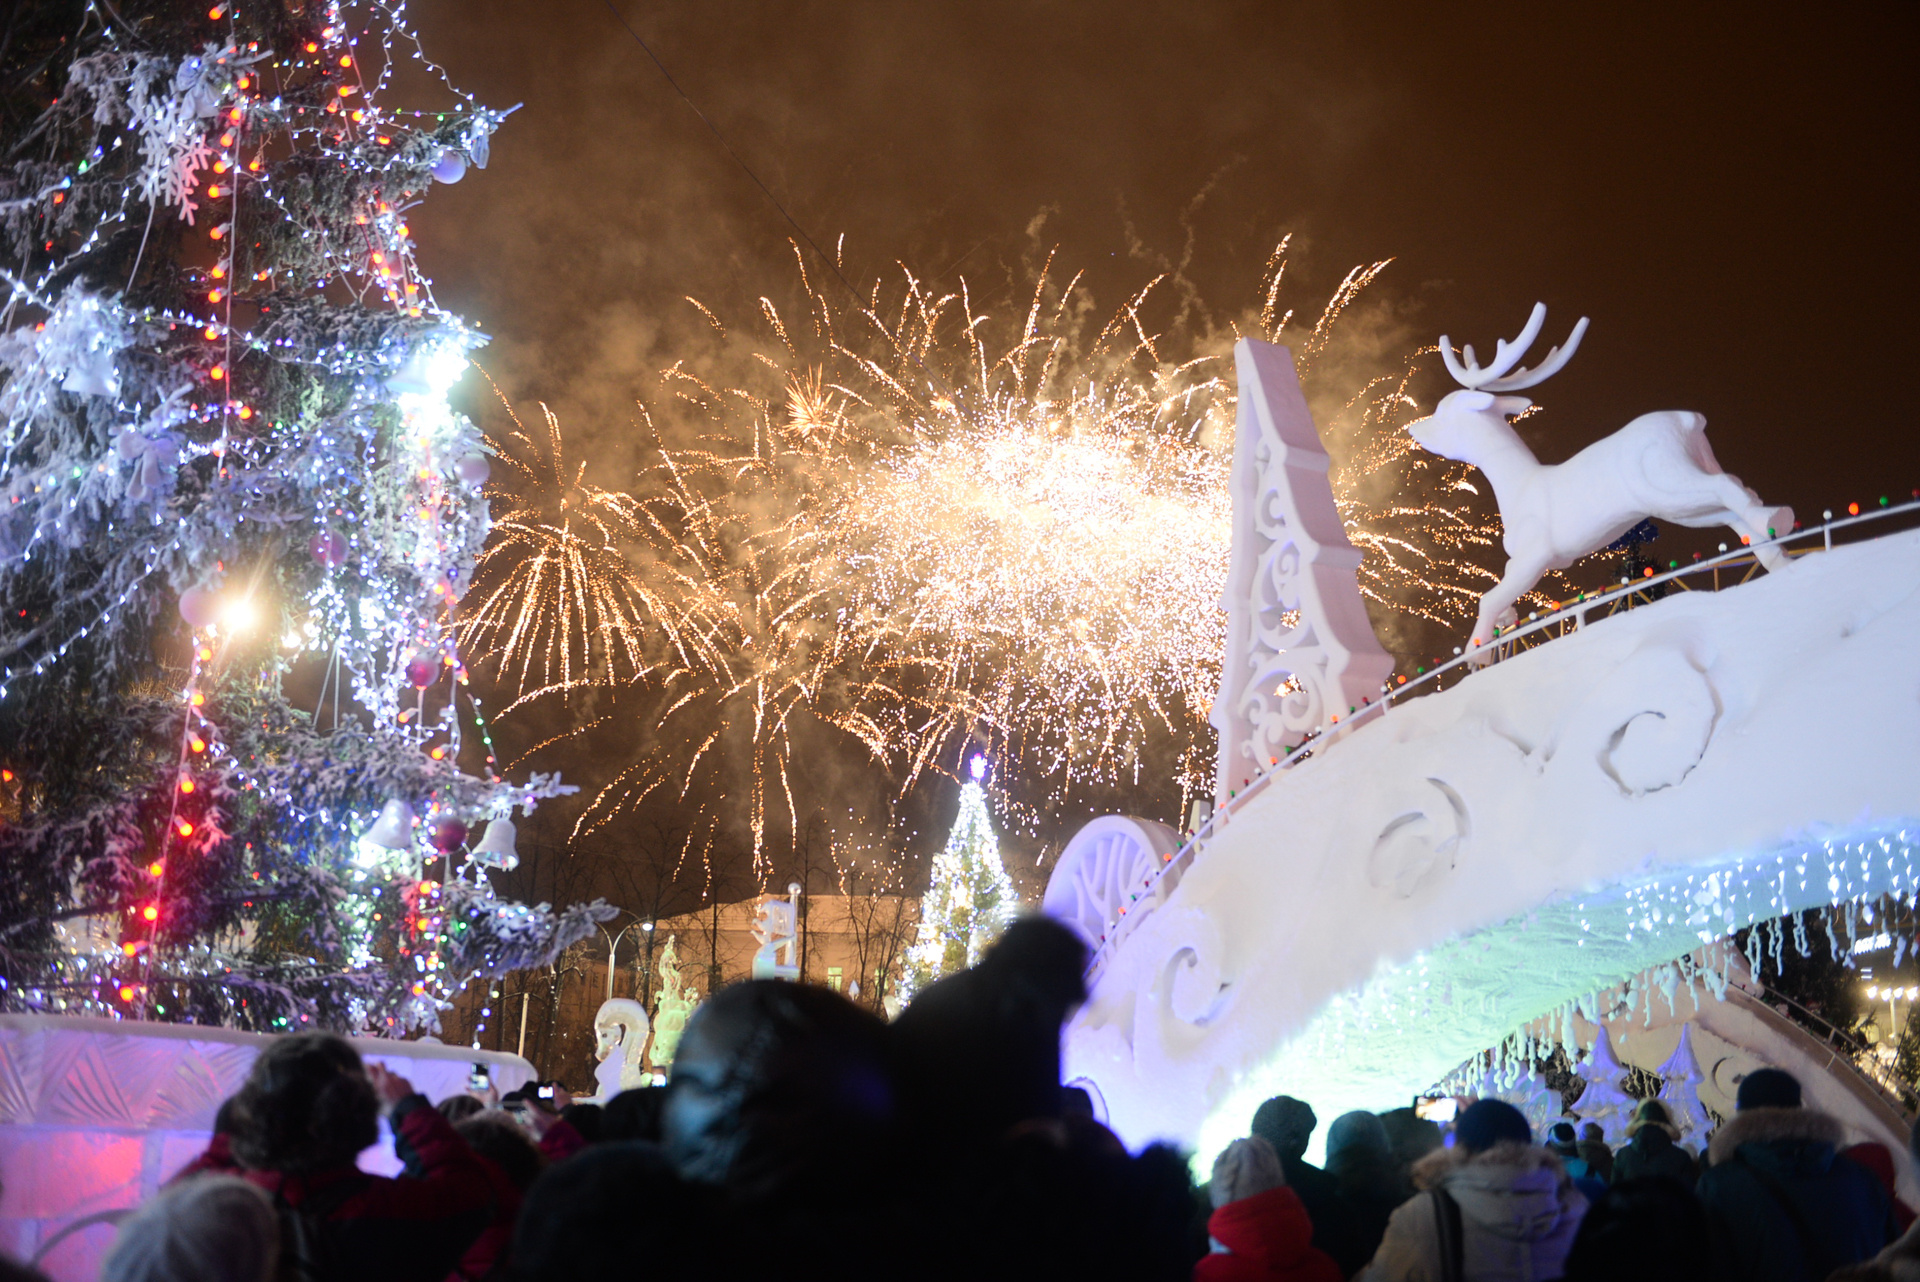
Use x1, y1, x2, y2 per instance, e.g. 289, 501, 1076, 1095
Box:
1054, 516, 1920, 1174
751, 886, 802, 980
1407, 304, 1793, 658
591, 997, 652, 1099
649, 935, 700, 1072
1572, 1025, 1637, 1125
1211, 339, 1395, 800
1654, 1022, 1713, 1137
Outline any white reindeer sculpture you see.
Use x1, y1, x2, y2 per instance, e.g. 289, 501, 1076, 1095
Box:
1408, 303, 1793, 657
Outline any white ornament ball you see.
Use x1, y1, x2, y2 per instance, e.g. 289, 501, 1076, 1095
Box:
431, 151, 468, 184
456, 454, 491, 485
179, 587, 219, 629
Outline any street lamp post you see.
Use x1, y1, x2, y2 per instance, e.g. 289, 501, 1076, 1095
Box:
638, 920, 657, 1011
1867, 983, 1920, 1041
598, 915, 655, 1002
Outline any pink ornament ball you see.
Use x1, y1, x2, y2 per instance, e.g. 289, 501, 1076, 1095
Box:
430, 818, 469, 853
431, 151, 468, 184
179, 587, 219, 629
406, 658, 438, 688
309, 529, 349, 568
455, 454, 491, 485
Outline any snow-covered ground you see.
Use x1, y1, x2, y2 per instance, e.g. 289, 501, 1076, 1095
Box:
1063, 527, 1920, 1163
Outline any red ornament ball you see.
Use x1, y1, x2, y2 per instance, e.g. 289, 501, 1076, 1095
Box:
406, 658, 438, 688
309, 529, 349, 568
429, 818, 468, 853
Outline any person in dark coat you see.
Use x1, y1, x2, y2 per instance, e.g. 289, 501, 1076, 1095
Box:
447, 1113, 545, 1282
506, 1142, 712, 1281
1377, 1108, 1444, 1189
1322, 1111, 1411, 1270
1251, 1096, 1365, 1276
1560, 1175, 1709, 1282
891, 916, 1089, 1145
1576, 1123, 1614, 1185
1611, 1100, 1697, 1188
662, 978, 896, 1214
1546, 1121, 1608, 1206
1695, 1067, 1893, 1281
181, 1032, 497, 1282
1197, 1137, 1343, 1282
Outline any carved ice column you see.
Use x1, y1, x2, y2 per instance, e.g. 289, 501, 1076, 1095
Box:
1211, 339, 1394, 802
750, 884, 802, 980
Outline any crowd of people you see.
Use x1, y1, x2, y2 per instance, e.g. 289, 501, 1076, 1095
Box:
7, 918, 1920, 1281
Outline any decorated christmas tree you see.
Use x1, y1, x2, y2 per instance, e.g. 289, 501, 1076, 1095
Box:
0, 1, 607, 1034
903, 754, 1016, 997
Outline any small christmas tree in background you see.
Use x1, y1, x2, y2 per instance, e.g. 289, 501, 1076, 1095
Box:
0, 1, 608, 1035
903, 754, 1015, 997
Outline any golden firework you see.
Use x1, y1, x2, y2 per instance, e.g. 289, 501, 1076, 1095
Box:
467, 242, 1510, 860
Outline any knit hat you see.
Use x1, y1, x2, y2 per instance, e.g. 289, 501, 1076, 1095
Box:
100, 1176, 278, 1282
1249, 1095, 1316, 1159
1325, 1110, 1392, 1164
1735, 1067, 1801, 1111
1454, 1099, 1531, 1154
1624, 1098, 1679, 1139
1547, 1121, 1578, 1146
1210, 1136, 1286, 1209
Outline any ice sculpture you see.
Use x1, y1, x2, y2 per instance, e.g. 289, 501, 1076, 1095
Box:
750, 886, 802, 981
648, 935, 700, 1072
590, 998, 651, 1097
1211, 339, 1394, 801
1408, 304, 1793, 656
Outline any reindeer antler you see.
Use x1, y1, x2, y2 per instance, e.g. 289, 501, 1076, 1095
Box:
1440, 303, 1589, 392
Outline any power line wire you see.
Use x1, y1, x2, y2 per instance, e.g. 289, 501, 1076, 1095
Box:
597, 0, 867, 310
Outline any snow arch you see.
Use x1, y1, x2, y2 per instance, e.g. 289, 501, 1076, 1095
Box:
1051, 445, 1920, 1164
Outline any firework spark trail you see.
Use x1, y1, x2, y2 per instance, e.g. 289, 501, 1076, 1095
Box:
460, 393, 681, 701
462, 243, 1518, 866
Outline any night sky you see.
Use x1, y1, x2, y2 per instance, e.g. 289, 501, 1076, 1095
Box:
407, 0, 1920, 881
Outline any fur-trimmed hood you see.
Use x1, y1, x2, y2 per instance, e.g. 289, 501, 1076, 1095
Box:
1411, 1142, 1580, 1243
1411, 1141, 1567, 1190
1708, 1105, 1845, 1166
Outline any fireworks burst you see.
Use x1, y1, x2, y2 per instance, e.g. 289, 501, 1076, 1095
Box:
460, 395, 676, 704
462, 241, 1507, 865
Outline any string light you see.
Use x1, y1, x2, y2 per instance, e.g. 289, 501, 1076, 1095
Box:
0, 1, 594, 1033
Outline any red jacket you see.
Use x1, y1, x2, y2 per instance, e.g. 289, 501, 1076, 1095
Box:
451, 1116, 585, 1280
180, 1095, 497, 1282
1842, 1142, 1918, 1234
166, 1129, 234, 1185
1195, 1187, 1345, 1282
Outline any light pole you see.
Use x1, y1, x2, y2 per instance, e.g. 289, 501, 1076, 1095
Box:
1868, 983, 1920, 1042
597, 915, 654, 1002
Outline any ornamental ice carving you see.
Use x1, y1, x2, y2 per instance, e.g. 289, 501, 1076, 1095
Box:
591, 997, 652, 1097
1210, 339, 1394, 801
1408, 304, 1793, 657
